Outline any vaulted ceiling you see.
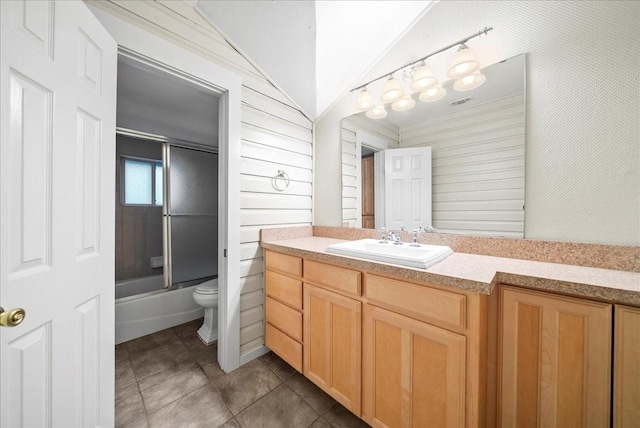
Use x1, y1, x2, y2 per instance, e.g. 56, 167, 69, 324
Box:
195, 1, 433, 120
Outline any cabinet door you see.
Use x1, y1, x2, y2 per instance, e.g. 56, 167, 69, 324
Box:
499, 287, 612, 428
614, 305, 640, 428
303, 284, 362, 415
363, 305, 466, 428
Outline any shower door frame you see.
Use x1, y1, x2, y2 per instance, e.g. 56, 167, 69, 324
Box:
92, 7, 242, 372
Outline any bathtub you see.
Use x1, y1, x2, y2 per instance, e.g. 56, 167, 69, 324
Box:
115, 275, 205, 345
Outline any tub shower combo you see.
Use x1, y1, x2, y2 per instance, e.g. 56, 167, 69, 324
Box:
115, 132, 219, 345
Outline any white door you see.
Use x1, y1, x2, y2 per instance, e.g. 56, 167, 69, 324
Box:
382, 147, 432, 232
0, 1, 117, 426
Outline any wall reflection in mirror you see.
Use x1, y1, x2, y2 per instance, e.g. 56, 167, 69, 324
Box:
341, 54, 526, 238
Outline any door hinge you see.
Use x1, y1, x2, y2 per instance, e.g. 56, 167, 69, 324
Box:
224, 248, 228, 258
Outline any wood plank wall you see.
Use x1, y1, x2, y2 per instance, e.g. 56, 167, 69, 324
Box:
401, 93, 525, 237
87, 0, 313, 358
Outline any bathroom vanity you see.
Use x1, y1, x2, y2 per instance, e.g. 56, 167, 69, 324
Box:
261, 226, 640, 428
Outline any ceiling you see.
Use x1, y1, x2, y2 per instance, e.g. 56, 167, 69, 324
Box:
194, 0, 433, 120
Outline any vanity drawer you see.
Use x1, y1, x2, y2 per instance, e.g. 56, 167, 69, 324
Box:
266, 270, 303, 310
265, 250, 302, 277
266, 296, 302, 342
304, 259, 361, 296
266, 323, 302, 373
364, 274, 466, 330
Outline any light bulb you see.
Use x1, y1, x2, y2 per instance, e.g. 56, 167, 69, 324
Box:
419, 85, 446, 102
447, 43, 480, 78
354, 88, 374, 111
453, 71, 486, 91
380, 76, 404, 102
411, 63, 437, 92
366, 104, 388, 119
391, 95, 416, 112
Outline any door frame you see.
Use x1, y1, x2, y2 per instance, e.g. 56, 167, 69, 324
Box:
88, 6, 242, 372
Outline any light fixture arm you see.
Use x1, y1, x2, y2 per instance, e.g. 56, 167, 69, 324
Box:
350, 26, 493, 93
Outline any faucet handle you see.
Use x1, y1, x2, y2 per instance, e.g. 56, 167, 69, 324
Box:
400, 225, 406, 231
410, 229, 420, 247
379, 227, 387, 242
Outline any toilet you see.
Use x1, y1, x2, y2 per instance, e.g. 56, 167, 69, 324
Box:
192, 278, 218, 345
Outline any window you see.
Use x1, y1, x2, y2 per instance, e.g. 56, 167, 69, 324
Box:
122, 157, 163, 206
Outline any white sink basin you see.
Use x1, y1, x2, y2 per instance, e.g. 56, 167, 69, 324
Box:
325, 239, 453, 269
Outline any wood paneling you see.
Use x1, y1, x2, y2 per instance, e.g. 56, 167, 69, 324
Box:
304, 260, 361, 297
499, 286, 612, 427
402, 94, 525, 238
365, 274, 466, 330
363, 305, 466, 427
614, 305, 640, 428
304, 284, 361, 415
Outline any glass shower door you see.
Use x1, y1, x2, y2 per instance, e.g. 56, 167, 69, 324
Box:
165, 145, 218, 287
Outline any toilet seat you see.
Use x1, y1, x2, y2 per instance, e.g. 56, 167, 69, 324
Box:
194, 285, 218, 295
195, 279, 218, 295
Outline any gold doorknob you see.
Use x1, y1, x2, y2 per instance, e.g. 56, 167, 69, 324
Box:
0, 306, 25, 327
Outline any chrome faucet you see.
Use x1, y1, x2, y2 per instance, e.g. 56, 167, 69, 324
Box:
389, 231, 402, 245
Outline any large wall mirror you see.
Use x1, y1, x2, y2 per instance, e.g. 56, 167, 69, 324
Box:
341, 54, 526, 238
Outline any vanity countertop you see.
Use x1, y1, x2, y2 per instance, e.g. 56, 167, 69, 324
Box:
261, 236, 640, 306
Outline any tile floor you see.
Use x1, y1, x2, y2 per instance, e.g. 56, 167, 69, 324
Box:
115, 318, 370, 428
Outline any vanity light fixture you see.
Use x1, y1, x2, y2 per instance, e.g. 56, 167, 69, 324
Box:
410, 62, 437, 92
366, 104, 388, 119
418, 84, 447, 102
350, 26, 492, 119
354, 87, 374, 111
380, 75, 405, 102
453, 71, 486, 91
447, 43, 481, 79
391, 95, 416, 112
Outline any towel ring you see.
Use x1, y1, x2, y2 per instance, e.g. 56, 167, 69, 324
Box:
271, 170, 290, 191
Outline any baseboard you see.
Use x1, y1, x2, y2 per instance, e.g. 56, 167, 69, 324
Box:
239, 345, 270, 366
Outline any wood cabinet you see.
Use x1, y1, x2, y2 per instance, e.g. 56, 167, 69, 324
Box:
498, 286, 612, 427
302, 260, 362, 414
362, 155, 374, 229
265, 249, 639, 427
264, 251, 303, 372
304, 283, 362, 415
613, 305, 640, 427
363, 305, 466, 427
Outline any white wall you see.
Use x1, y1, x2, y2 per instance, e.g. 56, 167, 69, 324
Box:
88, 0, 313, 361
316, 1, 640, 246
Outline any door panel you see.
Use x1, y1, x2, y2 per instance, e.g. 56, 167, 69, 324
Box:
363, 304, 466, 427
383, 146, 432, 231
303, 284, 361, 415
1, 1, 117, 426
499, 287, 612, 428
